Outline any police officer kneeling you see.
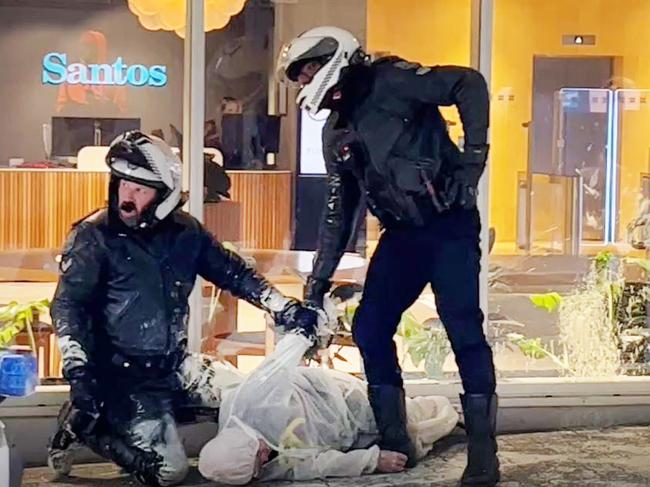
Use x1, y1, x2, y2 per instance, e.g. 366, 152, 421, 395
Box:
47, 131, 322, 486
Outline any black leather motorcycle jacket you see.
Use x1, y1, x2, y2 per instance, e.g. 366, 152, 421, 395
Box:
51, 208, 280, 383
306, 57, 489, 302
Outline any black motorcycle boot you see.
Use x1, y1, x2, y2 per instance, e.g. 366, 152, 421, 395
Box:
368, 384, 418, 467
86, 433, 163, 486
460, 393, 500, 486
47, 401, 80, 478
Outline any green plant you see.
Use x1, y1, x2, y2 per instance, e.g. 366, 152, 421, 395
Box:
505, 332, 571, 372
523, 250, 650, 376
530, 292, 563, 312
337, 303, 450, 378
339, 303, 353, 329
595, 250, 614, 272
397, 313, 450, 379
0, 299, 50, 352
506, 333, 547, 359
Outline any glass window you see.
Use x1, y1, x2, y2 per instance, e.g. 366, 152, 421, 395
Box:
200, 0, 475, 378
363, 0, 473, 381
0, 0, 184, 383
488, 0, 650, 379
199, 0, 284, 373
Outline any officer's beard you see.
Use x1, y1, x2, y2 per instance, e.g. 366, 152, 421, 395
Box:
118, 201, 140, 228
118, 196, 161, 230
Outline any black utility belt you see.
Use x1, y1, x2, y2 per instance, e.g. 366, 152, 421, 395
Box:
109, 351, 185, 375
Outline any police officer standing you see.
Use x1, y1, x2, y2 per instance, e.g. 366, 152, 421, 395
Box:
276, 27, 498, 486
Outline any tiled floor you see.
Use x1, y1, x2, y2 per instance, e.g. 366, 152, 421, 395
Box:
22, 426, 650, 486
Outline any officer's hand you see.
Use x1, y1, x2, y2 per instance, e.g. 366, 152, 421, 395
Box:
67, 371, 101, 438
274, 298, 322, 342
304, 276, 331, 308
327, 128, 359, 163
133, 450, 165, 486
450, 145, 489, 209
455, 180, 479, 209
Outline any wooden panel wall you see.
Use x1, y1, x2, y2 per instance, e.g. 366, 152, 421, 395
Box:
229, 172, 293, 249
0, 171, 108, 251
204, 200, 242, 245
0, 170, 292, 251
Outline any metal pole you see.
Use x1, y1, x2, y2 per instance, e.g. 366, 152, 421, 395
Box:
471, 0, 493, 333
564, 175, 583, 256
523, 122, 533, 253
183, 0, 205, 353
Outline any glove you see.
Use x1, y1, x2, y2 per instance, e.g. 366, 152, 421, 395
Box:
326, 128, 361, 163
92, 434, 164, 487
304, 276, 331, 307
445, 145, 489, 209
132, 450, 164, 487
66, 368, 101, 438
274, 298, 322, 341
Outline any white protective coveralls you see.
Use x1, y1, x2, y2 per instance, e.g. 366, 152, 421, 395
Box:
198, 334, 459, 484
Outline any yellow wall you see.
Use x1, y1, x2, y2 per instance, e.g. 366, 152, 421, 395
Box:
368, 0, 650, 249
491, 0, 650, 245
366, 0, 471, 143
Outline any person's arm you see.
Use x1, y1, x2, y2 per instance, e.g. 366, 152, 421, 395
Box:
305, 117, 363, 306
50, 223, 104, 433
196, 226, 321, 338
382, 61, 490, 208
262, 446, 380, 481
382, 62, 489, 147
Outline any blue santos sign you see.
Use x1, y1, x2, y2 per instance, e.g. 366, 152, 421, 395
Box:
42, 52, 167, 87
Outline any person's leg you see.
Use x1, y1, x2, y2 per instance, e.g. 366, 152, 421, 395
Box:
117, 412, 188, 487
429, 222, 499, 486
47, 400, 165, 486
430, 236, 496, 395
47, 401, 82, 478
108, 394, 189, 487
352, 228, 429, 466
84, 429, 165, 486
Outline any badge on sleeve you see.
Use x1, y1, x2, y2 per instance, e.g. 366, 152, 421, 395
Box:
394, 60, 419, 70
59, 229, 78, 273
394, 60, 431, 75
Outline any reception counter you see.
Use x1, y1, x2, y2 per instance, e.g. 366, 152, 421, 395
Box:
0, 168, 292, 251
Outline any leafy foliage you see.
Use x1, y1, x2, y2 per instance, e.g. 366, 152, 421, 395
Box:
0, 299, 50, 350
529, 293, 563, 312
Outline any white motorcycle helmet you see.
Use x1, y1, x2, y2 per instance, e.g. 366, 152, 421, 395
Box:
276, 26, 363, 114
106, 131, 182, 228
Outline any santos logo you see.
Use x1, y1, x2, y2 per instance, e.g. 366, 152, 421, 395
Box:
42, 52, 168, 87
